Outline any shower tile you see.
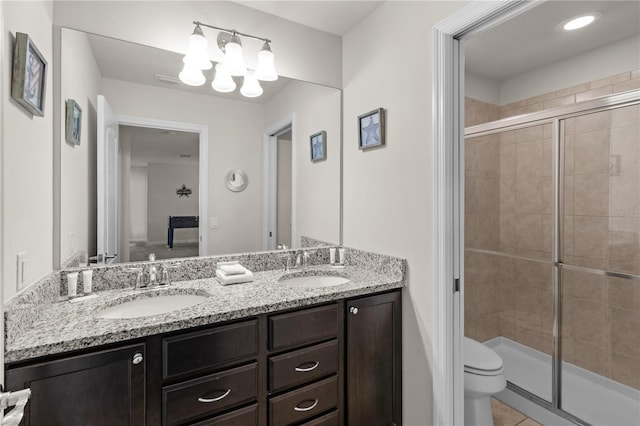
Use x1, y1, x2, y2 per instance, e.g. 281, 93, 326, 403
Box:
516, 285, 544, 327
467, 177, 500, 213
609, 277, 640, 311
564, 175, 575, 216
632, 69, 640, 80
573, 173, 610, 216
516, 125, 544, 144
469, 282, 501, 315
614, 78, 640, 93
500, 143, 517, 178
610, 174, 640, 216
575, 110, 611, 134
516, 176, 543, 214
500, 178, 516, 213
544, 94, 575, 109
563, 134, 575, 175
542, 177, 552, 215
515, 214, 543, 252
527, 91, 557, 106
500, 129, 518, 146
556, 82, 591, 98
542, 215, 552, 255
590, 72, 630, 89
610, 308, 640, 359
468, 313, 500, 342
574, 130, 611, 175
500, 213, 516, 251
611, 104, 640, 128
608, 217, 640, 265
541, 138, 553, 177
564, 216, 575, 256
610, 125, 640, 172
571, 299, 609, 347
572, 339, 610, 378
516, 140, 543, 178
564, 270, 608, 304
610, 351, 640, 390
576, 86, 613, 103
564, 118, 576, 135
573, 216, 609, 260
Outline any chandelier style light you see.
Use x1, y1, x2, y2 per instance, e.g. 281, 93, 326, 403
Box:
179, 21, 278, 98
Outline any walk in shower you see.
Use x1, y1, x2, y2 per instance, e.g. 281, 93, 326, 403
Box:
464, 90, 640, 425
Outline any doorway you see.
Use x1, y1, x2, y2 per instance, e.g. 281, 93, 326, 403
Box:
276, 129, 293, 248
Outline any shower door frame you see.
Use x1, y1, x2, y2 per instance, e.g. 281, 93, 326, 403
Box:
465, 90, 640, 425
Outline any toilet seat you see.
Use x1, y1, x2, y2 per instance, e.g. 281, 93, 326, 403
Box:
463, 337, 504, 376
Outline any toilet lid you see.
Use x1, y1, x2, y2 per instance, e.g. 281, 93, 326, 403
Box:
463, 337, 503, 373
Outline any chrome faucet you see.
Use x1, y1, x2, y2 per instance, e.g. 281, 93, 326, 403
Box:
295, 250, 310, 269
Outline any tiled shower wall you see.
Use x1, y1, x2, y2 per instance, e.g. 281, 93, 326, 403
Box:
465, 70, 640, 390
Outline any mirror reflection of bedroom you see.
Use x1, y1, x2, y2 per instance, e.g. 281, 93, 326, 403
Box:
123, 125, 200, 261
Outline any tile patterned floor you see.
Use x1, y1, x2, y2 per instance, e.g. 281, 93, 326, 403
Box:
492, 398, 543, 426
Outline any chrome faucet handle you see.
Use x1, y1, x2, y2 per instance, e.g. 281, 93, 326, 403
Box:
159, 262, 182, 286
278, 252, 294, 271
125, 267, 144, 289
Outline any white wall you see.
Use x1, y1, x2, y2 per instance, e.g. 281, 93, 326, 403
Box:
342, 2, 466, 424
147, 163, 199, 244
264, 81, 341, 246
465, 71, 500, 105
129, 166, 148, 242
2, 1, 54, 300
52, 1, 342, 88
59, 28, 101, 265
101, 78, 264, 255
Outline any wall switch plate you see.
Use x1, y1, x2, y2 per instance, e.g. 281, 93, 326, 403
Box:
16, 252, 28, 291
210, 217, 219, 229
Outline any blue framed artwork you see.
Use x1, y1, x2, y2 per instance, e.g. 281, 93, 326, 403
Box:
310, 130, 327, 162
11, 32, 47, 117
65, 99, 82, 145
358, 107, 385, 150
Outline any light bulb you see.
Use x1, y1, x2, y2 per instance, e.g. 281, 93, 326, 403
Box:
212, 64, 236, 93
240, 71, 263, 98
223, 34, 247, 77
183, 25, 212, 70
255, 42, 278, 81
179, 62, 206, 86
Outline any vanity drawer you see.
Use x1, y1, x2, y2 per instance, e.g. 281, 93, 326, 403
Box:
163, 319, 257, 380
269, 340, 339, 393
269, 376, 338, 426
190, 403, 258, 426
269, 304, 338, 351
299, 410, 339, 426
162, 363, 258, 426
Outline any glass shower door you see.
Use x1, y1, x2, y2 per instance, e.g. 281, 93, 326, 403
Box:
560, 103, 640, 426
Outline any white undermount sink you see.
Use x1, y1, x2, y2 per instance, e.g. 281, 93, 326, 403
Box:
280, 275, 349, 288
95, 294, 208, 319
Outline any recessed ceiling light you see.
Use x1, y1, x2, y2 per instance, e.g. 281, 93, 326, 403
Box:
560, 12, 601, 31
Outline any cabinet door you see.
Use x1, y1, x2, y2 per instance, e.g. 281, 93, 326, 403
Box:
5, 342, 145, 426
346, 291, 401, 426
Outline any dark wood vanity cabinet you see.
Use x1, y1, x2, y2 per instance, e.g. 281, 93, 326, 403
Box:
346, 291, 402, 426
5, 290, 401, 426
5, 342, 146, 426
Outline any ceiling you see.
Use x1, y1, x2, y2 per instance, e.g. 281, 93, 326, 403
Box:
465, 0, 640, 81
232, 1, 383, 36
87, 32, 292, 104
124, 126, 199, 166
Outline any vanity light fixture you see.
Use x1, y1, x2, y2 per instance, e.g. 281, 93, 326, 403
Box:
179, 21, 278, 97
560, 12, 601, 31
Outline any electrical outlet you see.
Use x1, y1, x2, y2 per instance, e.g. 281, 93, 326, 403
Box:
16, 252, 28, 291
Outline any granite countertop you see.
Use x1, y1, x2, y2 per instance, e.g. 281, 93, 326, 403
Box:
5, 264, 404, 363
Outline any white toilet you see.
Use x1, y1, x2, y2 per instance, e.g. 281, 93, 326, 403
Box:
463, 337, 507, 426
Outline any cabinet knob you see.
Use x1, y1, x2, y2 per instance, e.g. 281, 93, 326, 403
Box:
132, 352, 143, 365
349, 306, 358, 315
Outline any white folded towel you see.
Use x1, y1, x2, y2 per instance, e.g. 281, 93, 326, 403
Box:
219, 263, 247, 275
216, 268, 254, 285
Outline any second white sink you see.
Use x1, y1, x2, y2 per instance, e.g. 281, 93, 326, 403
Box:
280, 275, 349, 288
96, 294, 208, 319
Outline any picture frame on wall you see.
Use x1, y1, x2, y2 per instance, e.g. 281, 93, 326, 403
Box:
65, 99, 82, 145
310, 130, 327, 162
11, 32, 47, 117
358, 107, 385, 150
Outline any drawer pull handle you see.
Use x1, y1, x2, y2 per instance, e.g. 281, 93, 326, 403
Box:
294, 399, 318, 412
132, 352, 143, 365
295, 361, 320, 372
197, 389, 231, 403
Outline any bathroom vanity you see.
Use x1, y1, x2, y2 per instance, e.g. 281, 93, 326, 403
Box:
4, 248, 404, 426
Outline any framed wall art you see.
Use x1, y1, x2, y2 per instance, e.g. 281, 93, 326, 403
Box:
65, 99, 82, 145
358, 107, 385, 150
11, 32, 47, 117
310, 130, 327, 162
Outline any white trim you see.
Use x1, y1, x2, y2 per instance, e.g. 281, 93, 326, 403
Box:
263, 114, 296, 250
0, 0, 5, 395
432, 1, 543, 425
116, 115, 209, 257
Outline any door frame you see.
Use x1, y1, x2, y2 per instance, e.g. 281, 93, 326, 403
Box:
116, 115, 209, 257
263, 114, 296, 250
432, 1, 543, 424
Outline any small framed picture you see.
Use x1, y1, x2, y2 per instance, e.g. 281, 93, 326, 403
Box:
11, 32, 47, 117
65, 100, 82, 145
358, 107, 385, 150
310, 130, 327, 162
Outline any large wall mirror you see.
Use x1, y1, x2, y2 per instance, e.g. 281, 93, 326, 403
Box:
58, 27, 341, 266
